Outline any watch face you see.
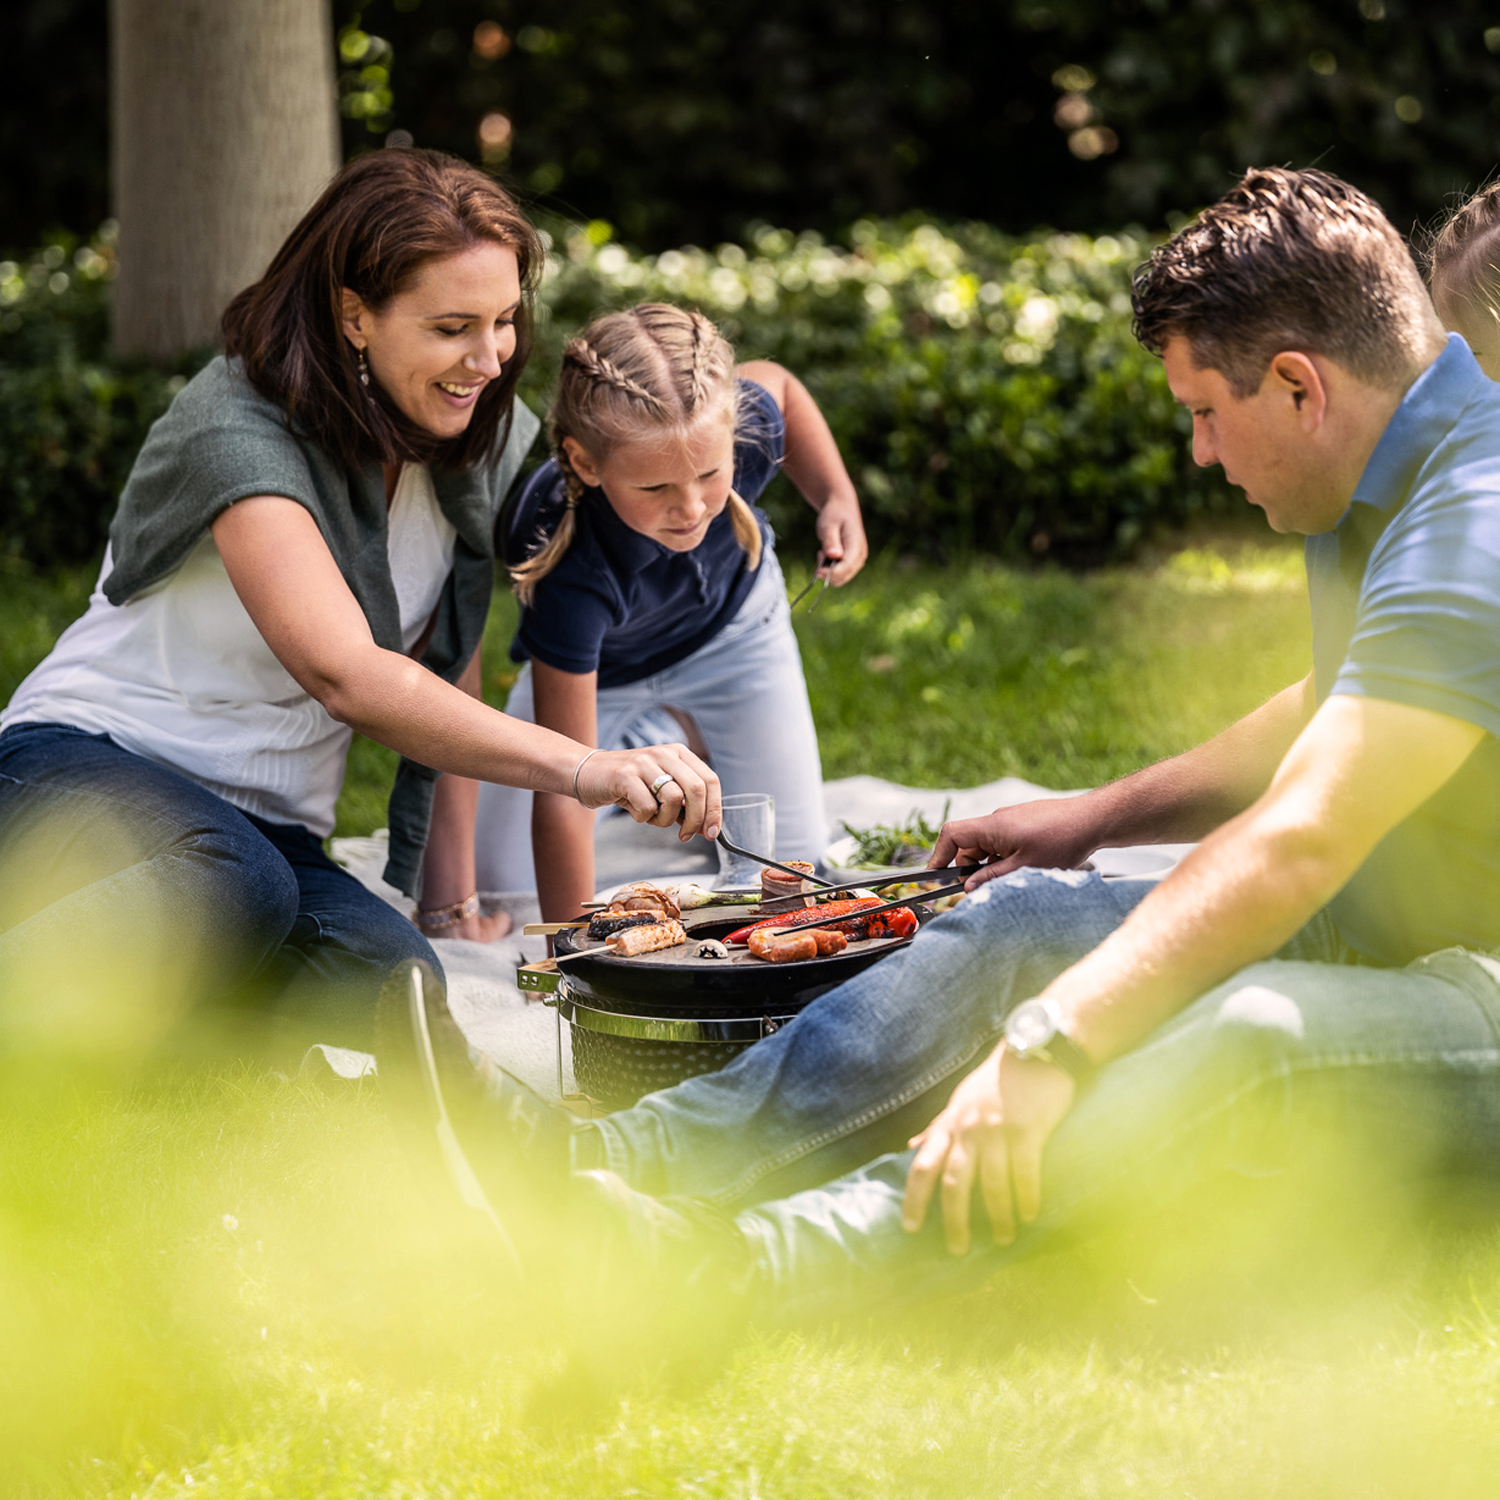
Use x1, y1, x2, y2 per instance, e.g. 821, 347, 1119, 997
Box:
1006, 998, 1056, 1055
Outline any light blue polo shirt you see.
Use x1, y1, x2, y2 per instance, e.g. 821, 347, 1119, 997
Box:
1308, 334, 1500, 964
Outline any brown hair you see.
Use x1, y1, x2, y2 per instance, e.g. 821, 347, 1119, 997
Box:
1131, 166, 1437, 396
222, 148, 543, 473
1424, 180, 1500, 334
510, 303, 763, 604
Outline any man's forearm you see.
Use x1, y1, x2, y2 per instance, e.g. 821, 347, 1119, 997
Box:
1047, 805, 1341, 1065
1049, 693, 1484, 1067
1083, 674, 1316, 848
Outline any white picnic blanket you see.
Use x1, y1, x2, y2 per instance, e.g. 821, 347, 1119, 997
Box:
327, 776, 1193, 1101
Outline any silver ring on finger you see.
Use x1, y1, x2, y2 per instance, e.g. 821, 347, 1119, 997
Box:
649, 772, 677, 797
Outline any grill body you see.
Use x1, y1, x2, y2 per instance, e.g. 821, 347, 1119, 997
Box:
550, 910, 926, 1108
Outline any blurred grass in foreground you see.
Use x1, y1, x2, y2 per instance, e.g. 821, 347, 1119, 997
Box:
5, 1062, 1500, 1498
18, 537, 1500, 1499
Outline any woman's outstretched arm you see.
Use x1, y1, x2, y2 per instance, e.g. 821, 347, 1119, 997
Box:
211, 496, 721, 837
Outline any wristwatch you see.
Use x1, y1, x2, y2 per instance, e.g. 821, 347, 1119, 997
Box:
1003, 997, 1097, 1090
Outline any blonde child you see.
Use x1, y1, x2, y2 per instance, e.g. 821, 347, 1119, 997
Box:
1426, 182, 1500, 378
474, 303, 868, 920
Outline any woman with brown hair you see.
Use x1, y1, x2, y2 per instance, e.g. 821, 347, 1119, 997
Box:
0, 150, 719, 1048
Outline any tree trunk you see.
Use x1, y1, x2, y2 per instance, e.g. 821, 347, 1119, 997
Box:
110, 0, 339, 360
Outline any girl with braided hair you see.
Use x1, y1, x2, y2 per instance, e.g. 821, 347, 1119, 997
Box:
1426, 180, 1500, 379
475, 302, 868, 920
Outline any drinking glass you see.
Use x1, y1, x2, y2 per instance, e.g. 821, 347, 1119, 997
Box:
714, 792, 775, 890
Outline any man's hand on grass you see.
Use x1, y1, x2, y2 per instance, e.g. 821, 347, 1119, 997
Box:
931, 798, 1104, 889
901, 1043, 1076, 1255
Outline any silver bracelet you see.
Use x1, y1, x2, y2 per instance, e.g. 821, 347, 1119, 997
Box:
571, 747, 602, 804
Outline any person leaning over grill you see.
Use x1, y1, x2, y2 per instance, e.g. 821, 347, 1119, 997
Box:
0, 149, 720, 1053
395, 165, 1500, 1323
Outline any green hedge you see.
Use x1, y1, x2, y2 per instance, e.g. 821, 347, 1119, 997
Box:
0, 228, 203, 569
531, 218, 1236, 562
0, 218, 1235, 570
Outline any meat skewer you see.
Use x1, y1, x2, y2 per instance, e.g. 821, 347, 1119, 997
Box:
760, 860, 817, 907
605, 919, 687, 956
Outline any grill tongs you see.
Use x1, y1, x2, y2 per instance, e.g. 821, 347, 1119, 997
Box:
753, 864, 985, 913
753, 879, 972, 925
713, 824, 985, 907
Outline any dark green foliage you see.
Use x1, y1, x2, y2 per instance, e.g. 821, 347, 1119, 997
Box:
10, 2, 1500, 255
0, 0, 109, 249
0, 230, 209, 569
335, 0, 1500, 250
0, 218, 1236, 570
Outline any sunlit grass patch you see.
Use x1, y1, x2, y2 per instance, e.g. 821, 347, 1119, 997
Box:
788, 530, 1310, 795
318, 529, 1313, 835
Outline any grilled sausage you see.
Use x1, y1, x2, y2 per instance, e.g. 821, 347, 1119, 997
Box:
747, 926, 847, 962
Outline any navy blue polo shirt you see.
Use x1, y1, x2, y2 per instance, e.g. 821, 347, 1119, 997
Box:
1308, 335, 1500, 964
509, 380, 784, 688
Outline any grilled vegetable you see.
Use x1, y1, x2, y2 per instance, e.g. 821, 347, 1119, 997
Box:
725, 897, 882, 946
831, 906, 919, 941
693, 939, 731, 959
587, 910, 661, 941
673, 883, 759, 910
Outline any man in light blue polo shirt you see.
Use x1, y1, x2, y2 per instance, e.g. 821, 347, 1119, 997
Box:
411, 167, 1500, 1321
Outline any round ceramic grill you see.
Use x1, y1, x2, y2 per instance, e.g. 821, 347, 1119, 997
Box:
545, 906, 931, 1108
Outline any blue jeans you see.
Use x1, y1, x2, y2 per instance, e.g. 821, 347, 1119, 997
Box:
591, 867, 1500, 1317
0, 723, 439, 1050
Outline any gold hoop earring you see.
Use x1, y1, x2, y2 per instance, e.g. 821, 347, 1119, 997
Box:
357, 348, 370, 387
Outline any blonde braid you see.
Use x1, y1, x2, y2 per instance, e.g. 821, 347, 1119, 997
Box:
726, 488, 764, 571
508, 458, 583, 606
510, 337, 668, 604
686, 310, 716, 416
563, 336, 670, 414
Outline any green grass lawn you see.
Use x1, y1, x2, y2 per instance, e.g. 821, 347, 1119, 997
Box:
10, 539, 1500, 1499
331, 530, 1313, 837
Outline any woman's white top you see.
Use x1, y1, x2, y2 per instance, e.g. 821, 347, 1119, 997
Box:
1, 465, 456, 836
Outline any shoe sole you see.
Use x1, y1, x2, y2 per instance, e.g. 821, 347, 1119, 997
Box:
403, 963, 525, 1276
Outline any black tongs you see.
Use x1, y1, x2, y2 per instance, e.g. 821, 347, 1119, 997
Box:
763, 881, 970, 926
755, 865, 984, 913
713, 828, 839, 889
